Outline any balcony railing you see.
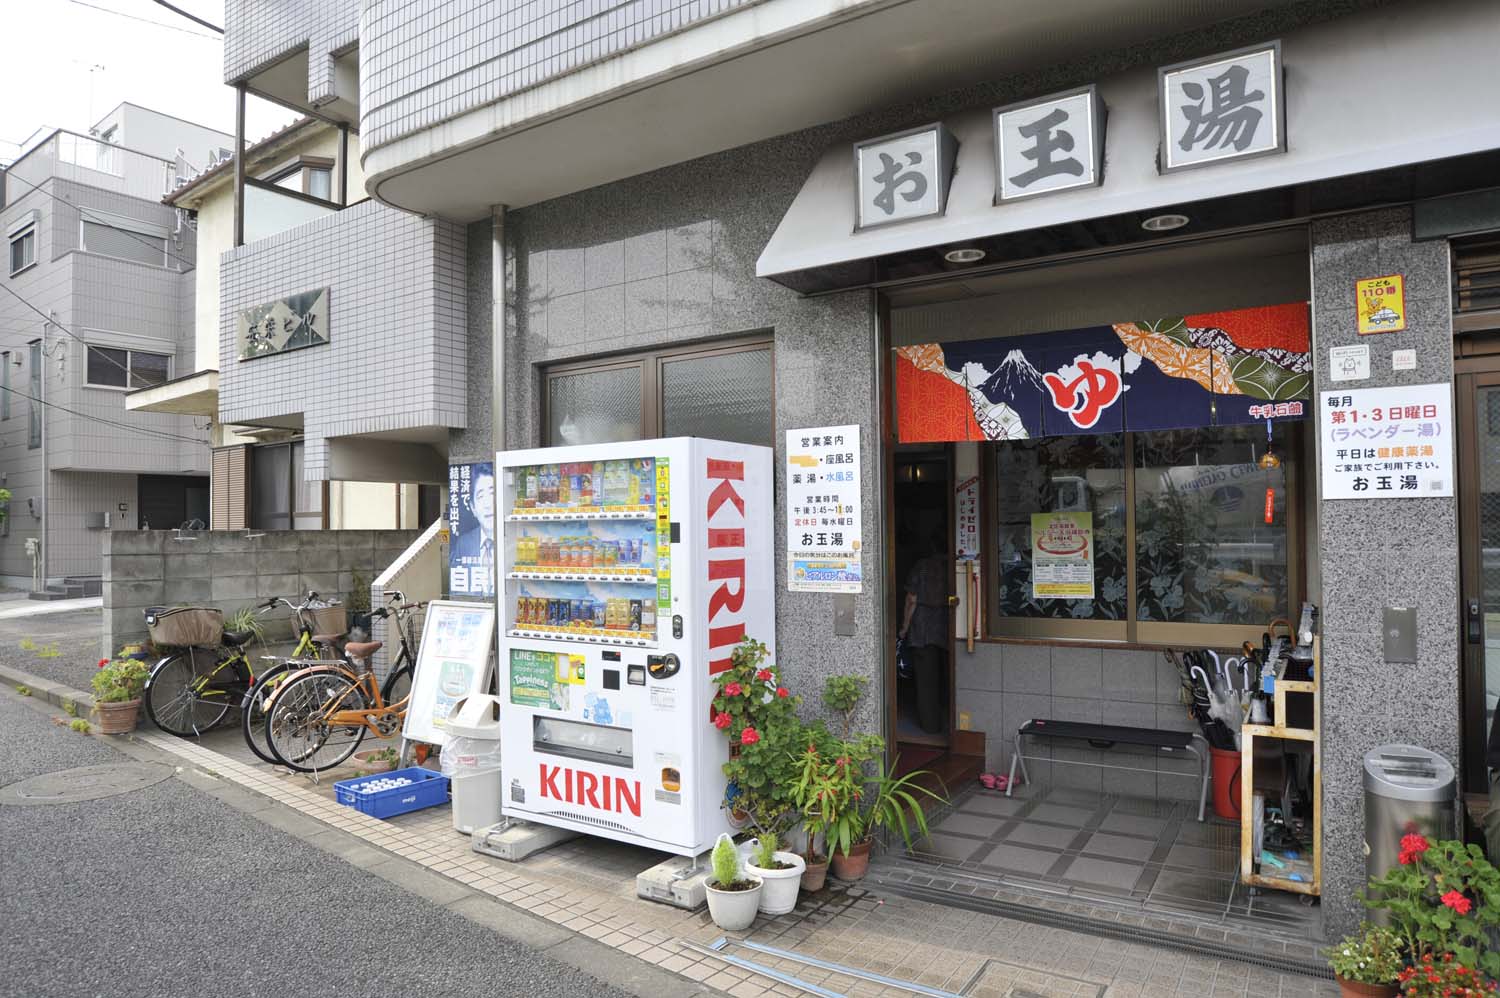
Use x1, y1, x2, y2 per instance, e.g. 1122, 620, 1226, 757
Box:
3, 131, 175, 204
242, 180, 338, 245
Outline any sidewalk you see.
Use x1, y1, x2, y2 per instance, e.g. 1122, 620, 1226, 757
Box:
0, 657, 1338, 998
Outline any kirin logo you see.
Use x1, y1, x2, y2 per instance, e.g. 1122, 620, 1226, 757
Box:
705, 457, 747, 676
1043, 353, 1123, 429
538, 764, 641, 817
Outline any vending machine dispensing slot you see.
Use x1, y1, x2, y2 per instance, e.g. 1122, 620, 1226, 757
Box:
533, 716, 634, 768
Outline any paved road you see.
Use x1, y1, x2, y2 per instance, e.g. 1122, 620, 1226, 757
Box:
0, 606, 105, 691
0, 688, 655, 998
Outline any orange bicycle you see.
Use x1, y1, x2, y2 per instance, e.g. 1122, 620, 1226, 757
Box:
263, 595, 426, 773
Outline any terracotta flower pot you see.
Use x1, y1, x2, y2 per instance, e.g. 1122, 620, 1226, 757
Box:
800, 856, 829, 892
93, 698, 141, 735
830, 839, 872, 882
1335, 978, 1397, 998
353, 750, 396, 774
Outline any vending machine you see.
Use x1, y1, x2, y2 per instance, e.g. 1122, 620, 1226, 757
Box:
495, 438, 774, 857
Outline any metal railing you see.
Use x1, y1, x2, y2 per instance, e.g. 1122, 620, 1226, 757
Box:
368, 517, 447, 682
3, 130, 175, 204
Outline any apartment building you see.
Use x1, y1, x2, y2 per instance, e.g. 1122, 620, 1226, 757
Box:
0, 105, 231, 592
220, 0, 1500, 948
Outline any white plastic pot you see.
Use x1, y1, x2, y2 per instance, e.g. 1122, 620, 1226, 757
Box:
705, 877, 763, 931
745, 851, 806, 915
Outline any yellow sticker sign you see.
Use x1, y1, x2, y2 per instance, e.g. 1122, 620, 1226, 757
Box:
1356, 274, 1406, 335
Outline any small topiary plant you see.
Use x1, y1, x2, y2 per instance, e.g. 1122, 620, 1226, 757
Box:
752, 831, 790, 871
711, 833, 752, 890
69, 719, 91, 734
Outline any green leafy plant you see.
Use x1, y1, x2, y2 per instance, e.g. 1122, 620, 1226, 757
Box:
62, 698, 77, 717
713, 638, 812, 841
91, 658, 151, 704
1397, 953, 1497, 997
225, 606, 266, 645
1366, 835, 1500, 979
752, 831, 786, 870
36, 643, 59, 658
14, 685, 30, 697
710, 833, 748, 889
19, 638, 35, 651
861, 756, 939, 849
348, 572, 371, 614
822, 675, 868, 737
69, 719, 90, 734
1325, 923, 1405, 985
0, 487, 12, 524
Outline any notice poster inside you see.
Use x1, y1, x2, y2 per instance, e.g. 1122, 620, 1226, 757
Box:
1319, 383, 1452, 499
786, 425, 862, 593
403, 601, 496, 747
1030, 512, 1094, 599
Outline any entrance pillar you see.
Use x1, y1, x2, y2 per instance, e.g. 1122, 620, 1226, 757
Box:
1310, 207, 1457, 937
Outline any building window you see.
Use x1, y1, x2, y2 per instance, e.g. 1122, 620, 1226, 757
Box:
267, 159, 335, 203
544, 337, 773, 447
86, 346, 170, 389
9, 226, 36, 275
27, 340, 40, 449
1, 352, 10, 420
987, 422, 1297, 644
80, 220, 167, 267
250, 441, 326, 530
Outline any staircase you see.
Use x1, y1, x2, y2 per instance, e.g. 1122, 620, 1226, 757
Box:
28, 576, 103, 601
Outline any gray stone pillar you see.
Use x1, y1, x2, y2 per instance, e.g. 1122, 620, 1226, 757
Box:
1311, 207, 1457, 938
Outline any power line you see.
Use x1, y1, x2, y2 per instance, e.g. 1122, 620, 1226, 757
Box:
150, 0, 223, 34
67, 0, 221, 39
0, 379, 212, 446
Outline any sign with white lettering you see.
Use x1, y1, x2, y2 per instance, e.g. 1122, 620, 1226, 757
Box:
236, 287, 329, 361
1319, 383, 1453, 500
786, 425, 862, 592
854, 124, 957, 230
1158, 42, 1284, 173
995, 85, 1104, 202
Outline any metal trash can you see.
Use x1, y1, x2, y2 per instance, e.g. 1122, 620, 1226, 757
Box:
1363, 744, 1456, 921
442, 695, 504, 835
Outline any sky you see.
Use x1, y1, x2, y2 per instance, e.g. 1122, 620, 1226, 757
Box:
0, 0, 295, 166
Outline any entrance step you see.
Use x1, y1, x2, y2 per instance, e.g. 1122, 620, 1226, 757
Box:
62, 576, 102, 597
27, 588, 72, 602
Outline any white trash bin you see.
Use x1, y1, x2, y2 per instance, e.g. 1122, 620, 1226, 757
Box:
442, 695, 503, 835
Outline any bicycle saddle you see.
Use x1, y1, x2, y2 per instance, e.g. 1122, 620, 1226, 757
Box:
221, 629, 254, 647
312, 632, 344, 645
345, 640, 383, 661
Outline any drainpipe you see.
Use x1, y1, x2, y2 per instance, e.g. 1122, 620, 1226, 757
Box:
39, 316, 49, 590
490, 204, 508, 603
338, 124, 349, 206
233, 84, 245, 248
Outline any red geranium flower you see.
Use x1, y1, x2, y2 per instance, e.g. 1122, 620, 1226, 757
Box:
713, 711, 732, 729
755, 669, 772, 682
776, 687, 790, 698
740, 726, 760, 746
1401, 833, 1430, 856
1442, 889, 1473, 915
1399, 850, 1416, 865
723, 681, 743, 697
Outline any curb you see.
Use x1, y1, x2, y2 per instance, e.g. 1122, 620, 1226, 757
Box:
0, 662, 95, 716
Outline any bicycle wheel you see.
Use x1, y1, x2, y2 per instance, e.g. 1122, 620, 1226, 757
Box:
144, 649, 237, 737
379, 659, 413, 707
266, 670, 369, 772
239, 662, 297, 765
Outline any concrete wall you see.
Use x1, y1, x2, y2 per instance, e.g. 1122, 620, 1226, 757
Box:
102, 527, 420, 655
223, 0, 358, 98
1310, 207, 1458, 938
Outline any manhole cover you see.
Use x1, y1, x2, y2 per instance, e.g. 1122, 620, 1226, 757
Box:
0, 762, 174, 806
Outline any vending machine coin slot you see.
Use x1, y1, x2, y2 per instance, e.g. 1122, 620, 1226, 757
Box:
604, 669, 621, 690
670, 522, 681, 543
627, 664, 646, 686
648, 653, 680, 680
672, 615, 683, 639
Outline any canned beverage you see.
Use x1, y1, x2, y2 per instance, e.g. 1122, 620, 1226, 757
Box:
550, 598, 564, 627
570, 599, 586, 627
592, 600, 606, 628
641, 602, 656, 632
629, 599, 642, 631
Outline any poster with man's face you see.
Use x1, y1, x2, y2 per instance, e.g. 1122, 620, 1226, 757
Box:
448, 462, 496, 597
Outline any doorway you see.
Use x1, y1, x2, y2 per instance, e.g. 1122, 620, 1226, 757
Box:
138, 475, 210, 531
892, 448, 954, 768
1456, 355, 1500, 789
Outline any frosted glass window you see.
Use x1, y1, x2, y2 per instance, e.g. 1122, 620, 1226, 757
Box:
661, 347, 772, 445
548, 367, 642, 446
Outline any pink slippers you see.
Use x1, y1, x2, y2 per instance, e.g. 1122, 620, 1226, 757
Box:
979, 773, 1010, 791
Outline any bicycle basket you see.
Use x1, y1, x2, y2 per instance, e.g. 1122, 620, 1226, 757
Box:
306, 603, 348, 636
147, 606, 224, 648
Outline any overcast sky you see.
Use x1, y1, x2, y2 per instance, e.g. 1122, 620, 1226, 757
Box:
0, 0, 295, 165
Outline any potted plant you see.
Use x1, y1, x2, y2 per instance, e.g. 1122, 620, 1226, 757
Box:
1365, 835, 1500, 983
744, 830, 807, 915
353, 745, 399, 773
704, 832, 761, 931
1396, 953, 1498, 997
1325, 924, 1404, 997
91, 657, 151, 734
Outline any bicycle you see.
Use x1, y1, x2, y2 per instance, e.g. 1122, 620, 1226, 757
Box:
263, 592, 425, 773
144, 591, 344, 741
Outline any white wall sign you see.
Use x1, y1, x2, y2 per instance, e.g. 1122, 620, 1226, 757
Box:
1319, 383, 1453, 500
1158, 41, 1284, 173
1392, 349, 1417, 372
854, 124, 957, 230
995, 85, 1104, 202
1329, 344, 1370, 382
786, 425, 862, 592
403, 600, 497, 747
954, 475, 980, 561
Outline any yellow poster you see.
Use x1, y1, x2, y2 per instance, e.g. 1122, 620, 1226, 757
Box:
1030, 512, 1094, 599
555, 653, 586, 685
1356, 274, 1406, 334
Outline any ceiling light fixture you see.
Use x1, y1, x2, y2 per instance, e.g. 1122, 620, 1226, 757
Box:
943, 247, 987, 264
1141, 213, 1190, 232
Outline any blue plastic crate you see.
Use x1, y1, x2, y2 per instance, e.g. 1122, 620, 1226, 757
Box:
334, 767, 449, 819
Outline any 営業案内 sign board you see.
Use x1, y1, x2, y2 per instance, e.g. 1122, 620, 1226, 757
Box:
403, 600, 496, 747
786, 426, 862, 593
1319, 383, 1452, 500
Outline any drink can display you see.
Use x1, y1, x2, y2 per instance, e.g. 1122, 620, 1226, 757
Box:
571, 599, 587, 626
592, 600, 606, 628
641, 602, 656, 632
550, 599, 565, 627
570, 465, 583, 506
629, 599, 642, 631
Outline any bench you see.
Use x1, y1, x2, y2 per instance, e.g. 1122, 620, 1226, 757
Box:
1006, 718, 1209, 822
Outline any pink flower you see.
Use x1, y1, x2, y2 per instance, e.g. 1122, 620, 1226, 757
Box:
776, 687, 790, 698
1442, 890, 1473, 915
740, 726, 760, 746
724, 681, 743, 697
713, 712, 732, 730
755, 669, 772, 682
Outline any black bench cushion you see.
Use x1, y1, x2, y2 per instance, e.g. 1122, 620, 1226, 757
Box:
1020, 718, 1194, 751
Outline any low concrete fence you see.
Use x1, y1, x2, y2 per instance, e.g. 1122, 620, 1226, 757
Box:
102, 529, 420, 656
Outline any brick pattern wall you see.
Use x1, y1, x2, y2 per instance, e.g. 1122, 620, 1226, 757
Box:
359, 0, 767, 151
217, 200, 468, 479
223, 0, 359, 103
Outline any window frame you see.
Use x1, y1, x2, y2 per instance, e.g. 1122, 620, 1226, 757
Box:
541, 334, 774, 445
84, 344, 172, 391
263, 156, 336, 201
981, 427, 1303, 649
9, 224, 37, 276
77, 211, 169, 268
249, 440, 329, 531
